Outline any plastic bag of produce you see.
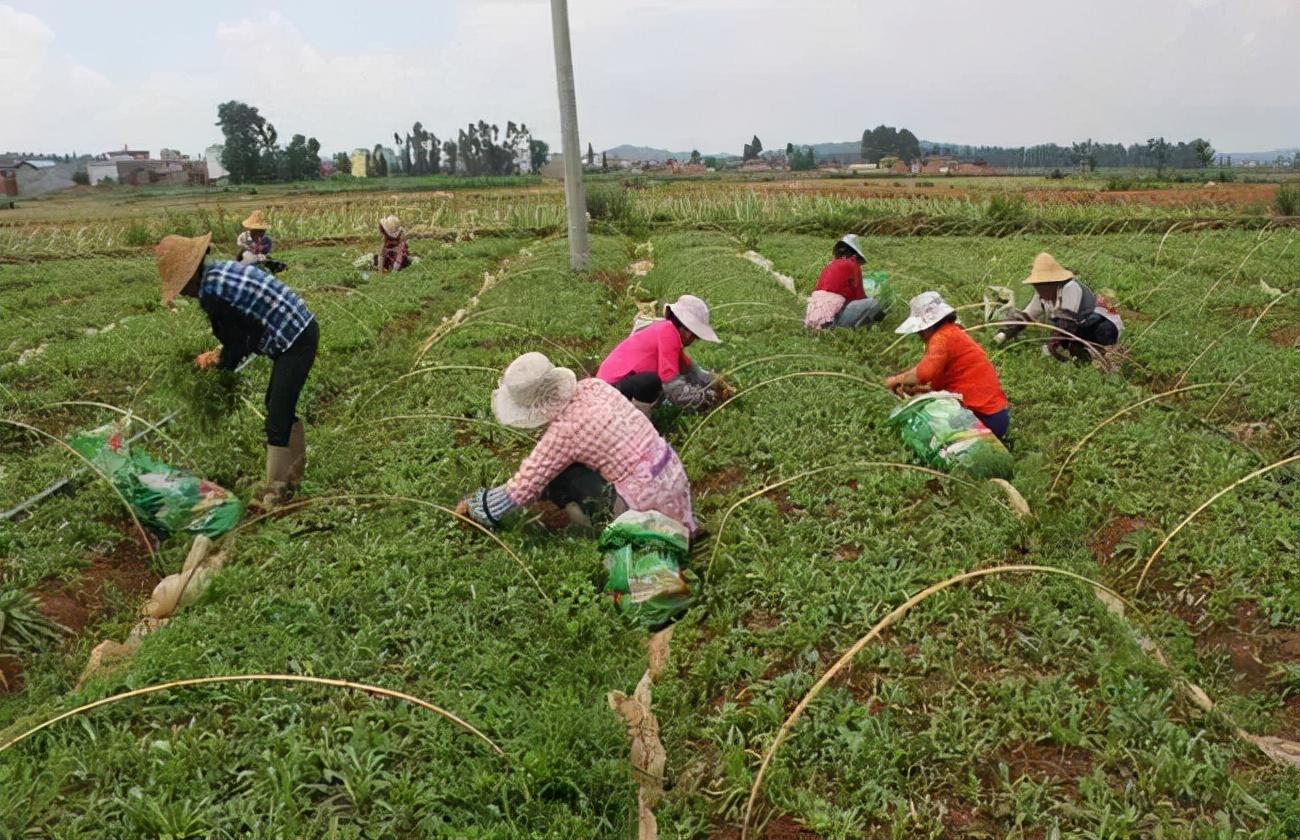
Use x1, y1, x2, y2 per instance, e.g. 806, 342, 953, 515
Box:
887, 391, 1013, 480
68, 422, 243, 539
597, 510, 694, 631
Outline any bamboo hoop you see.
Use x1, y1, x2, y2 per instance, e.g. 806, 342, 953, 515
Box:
1134, 454, 1300, 593
741, 564, 1125, 840
705, 462, 970, 580
1247, 290, 1294, 336
421, 319, 588, 371
679, 371, 890, 454
1208, 361, 1263, 416
0, 674, 503, 757
0, 418, 156, 563
314, 284, 393, 320
219, 493, 547, 599
963, 321, 1105, 361
719, 354, 852, 380
351, 365, 499, 416
36, 401, 192, 464
337, 413, 534, 441
1048, 383, 1221, 493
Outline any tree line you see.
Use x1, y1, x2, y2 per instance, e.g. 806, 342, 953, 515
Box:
923, 137, 1219, 171
216, 101, 322, 184
343, 120, 550, 177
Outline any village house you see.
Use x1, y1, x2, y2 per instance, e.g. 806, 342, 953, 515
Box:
87, 147, 206, 186
0, 157, 77, 197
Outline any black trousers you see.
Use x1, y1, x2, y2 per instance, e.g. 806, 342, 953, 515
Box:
612, 371, 662, 403
264, 320, 318, 446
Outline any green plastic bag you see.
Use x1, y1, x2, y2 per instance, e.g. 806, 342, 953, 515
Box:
68, 423, 243, 539
597, 510, 694, 631
887, 391, 1013, 480
863, 270, 893, 308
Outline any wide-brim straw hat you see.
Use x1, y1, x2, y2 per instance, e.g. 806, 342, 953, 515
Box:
156, 233, 212, 303
895, 291, 956, 335
838, 233, 867, 261
664, 294, 720, 343
380, 215, 404, 238
1024, 252, 1074, 285
242, 210, 269, 230
491, 352, 578, 429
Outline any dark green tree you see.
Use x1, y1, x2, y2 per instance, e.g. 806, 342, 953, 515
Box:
443, 139, 458, 174
529, 139, 550, 173
1191, 138, 1215, 168
1147, 137, 1170, 177
689, 149, 701, 165
586, 142, 596, 167
333, 151, 351, 175
216, 100, 277, 184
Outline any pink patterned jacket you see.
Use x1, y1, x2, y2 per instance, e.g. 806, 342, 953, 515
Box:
504, 378, 695, 528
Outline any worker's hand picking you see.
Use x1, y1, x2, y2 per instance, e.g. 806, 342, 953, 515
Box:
194, 349, 221, 370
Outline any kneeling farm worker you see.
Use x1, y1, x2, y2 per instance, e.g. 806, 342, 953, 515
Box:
156, 232, 318, 510
995, 252, 1123, 361
886, 291, 1011, 441
235, 209, 286, 274
458, 352, 697, 534
376, 215, 412, 272
596, 294, 724, 413
804, 233, 887, 330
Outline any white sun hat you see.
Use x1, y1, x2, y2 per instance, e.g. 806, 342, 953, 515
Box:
838, 233, 867, 261
664, 294, 721, 343
380, 214, 404, 238
894, 291, 956, 335
491, 352, 578, 429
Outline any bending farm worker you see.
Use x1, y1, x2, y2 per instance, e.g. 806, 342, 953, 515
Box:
995, 252, 1123, 361
156, 233, 319, 510
886, 291, 1011, 440
804, 234, 885, 330
376, 215, 412, 272
457, 353, 696, 534
596, 294, 724, 413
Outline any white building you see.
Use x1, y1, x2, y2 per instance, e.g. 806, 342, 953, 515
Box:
204, 145, 229, 181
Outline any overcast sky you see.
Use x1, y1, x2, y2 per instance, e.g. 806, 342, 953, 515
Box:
3, 0, 1297, 158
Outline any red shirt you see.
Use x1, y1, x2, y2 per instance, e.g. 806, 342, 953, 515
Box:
596, 319, 692, 384
915, 323, 1008, 415
813, 257, 865, 302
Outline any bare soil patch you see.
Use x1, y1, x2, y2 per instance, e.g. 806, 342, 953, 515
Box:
1268, 322, 1300, 348
695, 465, 745, 496
1089, 516, 1150, 566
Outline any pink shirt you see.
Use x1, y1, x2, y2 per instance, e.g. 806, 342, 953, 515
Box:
504, 378, 695, 528
596, 319, 692, 384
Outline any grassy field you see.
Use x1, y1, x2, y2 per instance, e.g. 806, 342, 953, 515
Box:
2, 177, 1299, 838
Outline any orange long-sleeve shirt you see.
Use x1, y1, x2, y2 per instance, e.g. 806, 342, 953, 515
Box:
914, 322, 1008, 416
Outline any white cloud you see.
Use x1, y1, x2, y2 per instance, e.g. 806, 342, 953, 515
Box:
2, 0, 1298, 157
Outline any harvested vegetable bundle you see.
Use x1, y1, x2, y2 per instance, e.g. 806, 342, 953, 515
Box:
597, 510, 694, 631
888, 391, 1013, 480
68, 422, 243, 539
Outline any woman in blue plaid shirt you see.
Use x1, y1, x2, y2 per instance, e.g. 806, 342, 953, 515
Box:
156, 232, 319, 510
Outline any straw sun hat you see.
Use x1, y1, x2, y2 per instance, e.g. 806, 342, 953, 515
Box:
155, 233, 212, 303
380, 215, 404, 238
241, 210, 269, 230
664, 294, 720, 343
894, 291, 956, 335
1024, 252, 1075, 285
491, 352, 578, 429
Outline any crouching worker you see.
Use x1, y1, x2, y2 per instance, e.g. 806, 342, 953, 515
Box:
995, 252, 1122, 361
885, 291, 1011, 441
156, 233, 318, 509
376, 215, 412, 272
236, 210, 286, 274
596, 294, 725, 414
457, 353, 696, 534
804, 234, 886, 330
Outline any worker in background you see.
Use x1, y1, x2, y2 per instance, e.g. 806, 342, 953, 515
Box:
236, 210, 286, 273
995, 252, 1123, 361
376, 214, 413, 272
456, 353, 696, 533
804, 234, 886, 329
156, 233, 318, 510
886, 291, 1011, 440
596, 294, 725, 414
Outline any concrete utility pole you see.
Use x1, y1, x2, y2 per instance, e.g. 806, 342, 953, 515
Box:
549, 0, 589, 272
